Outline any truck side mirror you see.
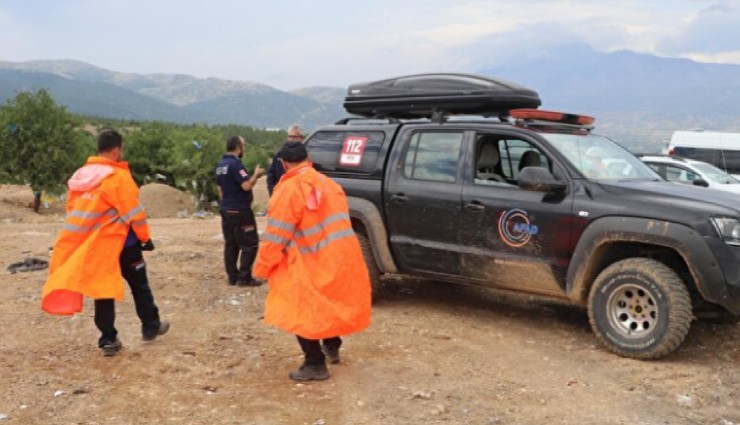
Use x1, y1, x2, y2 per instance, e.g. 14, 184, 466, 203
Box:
518, 167, 567, 193
692, 179, 709, 188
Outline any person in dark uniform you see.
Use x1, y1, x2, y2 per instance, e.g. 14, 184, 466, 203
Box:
215, 136, 266, 286
266, 124, 305, 195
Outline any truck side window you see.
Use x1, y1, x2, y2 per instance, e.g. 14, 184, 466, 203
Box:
498, 139, 550, 179
403, 132, 463, 182
475, 136, 506, 184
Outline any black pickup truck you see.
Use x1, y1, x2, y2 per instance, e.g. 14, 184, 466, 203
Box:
303, 73, 740, 359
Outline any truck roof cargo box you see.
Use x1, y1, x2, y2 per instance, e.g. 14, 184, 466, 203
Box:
343, 73, 541, 118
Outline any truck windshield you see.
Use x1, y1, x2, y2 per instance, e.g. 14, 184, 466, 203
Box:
542, 133, 660, 180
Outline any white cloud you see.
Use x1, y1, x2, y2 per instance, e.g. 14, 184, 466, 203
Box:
248, 31, 454, 89
657, 1, 740, 56
1, 0, 738, 89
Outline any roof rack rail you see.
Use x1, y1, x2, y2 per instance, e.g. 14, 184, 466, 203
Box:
515, 120, 594, 132
334, 116, 401, 125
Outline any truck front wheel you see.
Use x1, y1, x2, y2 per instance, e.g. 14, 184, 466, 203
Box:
587, 258, 692, 359
356, 232, 383, 302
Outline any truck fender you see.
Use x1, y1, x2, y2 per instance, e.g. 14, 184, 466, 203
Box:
347, 197, 399, 273
566, 216, 725, 306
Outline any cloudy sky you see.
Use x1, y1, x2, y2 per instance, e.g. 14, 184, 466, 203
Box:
1, 0, 739, 90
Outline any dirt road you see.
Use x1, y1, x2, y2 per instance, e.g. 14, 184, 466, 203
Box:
1, 217, 739, 425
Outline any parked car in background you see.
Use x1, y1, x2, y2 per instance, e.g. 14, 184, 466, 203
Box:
667, 130, 740, 179
640, 155, 740, 194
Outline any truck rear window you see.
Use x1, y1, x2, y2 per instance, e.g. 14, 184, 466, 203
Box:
306, 131, 385, 174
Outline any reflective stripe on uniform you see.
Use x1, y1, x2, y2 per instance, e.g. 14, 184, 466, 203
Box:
295, 212, 349, 239
62, 222, 103, 233
65, 208, 117, 220
263, 232, 291, 246
119, 205, 144, 223
266, 212, 354, 253
62, 216, 127, 233
267, 217, 295, 233
287, 228, 356, 254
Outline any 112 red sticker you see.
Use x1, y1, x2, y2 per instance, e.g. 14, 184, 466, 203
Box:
339, 136, 367, 166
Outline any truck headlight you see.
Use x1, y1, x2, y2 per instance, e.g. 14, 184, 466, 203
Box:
711, 217, 740, 246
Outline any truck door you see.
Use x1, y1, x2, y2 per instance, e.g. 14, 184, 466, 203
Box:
458, 132, 574, 297
385, 129, 465, 277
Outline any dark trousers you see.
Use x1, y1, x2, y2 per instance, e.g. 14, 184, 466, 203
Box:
220, 209, 259, 283
296, 335, 342, 366
94, 244, 161, 347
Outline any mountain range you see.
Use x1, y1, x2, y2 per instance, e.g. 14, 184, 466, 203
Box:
0, 59, 345, 129
2, 45, 740, 151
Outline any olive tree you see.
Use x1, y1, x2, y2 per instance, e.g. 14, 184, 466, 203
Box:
0, 89, 91, 212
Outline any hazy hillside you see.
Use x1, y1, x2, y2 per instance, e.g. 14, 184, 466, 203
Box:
4, 52, 740, 150
138, 77, 277, 106
478, 43, 740, 149
0, 69, 201, 123
184, 89, 331, 128
0, 60, 342, 129
290, 86, 345, 105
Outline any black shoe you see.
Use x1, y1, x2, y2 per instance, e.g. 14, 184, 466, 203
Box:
236, 278, 262, 287
142, 321, 170, 341
288, 363, 330, 381
227, 278, 237, 286
101, 339, 123, 357
322, 345, 340, 364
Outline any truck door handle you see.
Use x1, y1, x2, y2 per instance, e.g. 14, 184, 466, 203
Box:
391, 193, 408, 203
464, 201, 486, 212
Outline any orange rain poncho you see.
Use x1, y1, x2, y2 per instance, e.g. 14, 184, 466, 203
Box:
41, 156, 150, 315
253, 163, 372, 340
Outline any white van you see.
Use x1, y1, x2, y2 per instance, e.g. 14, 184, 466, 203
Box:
667, 130, 740, 178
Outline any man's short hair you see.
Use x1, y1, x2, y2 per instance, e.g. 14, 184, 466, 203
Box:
278, 141, 308, 163
226, 136, 243, 152
98, 129, 123, 153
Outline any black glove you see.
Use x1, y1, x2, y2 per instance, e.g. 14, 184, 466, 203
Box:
140, 239, 155, 251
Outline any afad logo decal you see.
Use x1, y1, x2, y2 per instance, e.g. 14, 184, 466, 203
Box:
498, 208, 539, 247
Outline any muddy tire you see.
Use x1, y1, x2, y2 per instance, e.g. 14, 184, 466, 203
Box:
587, 258, 692, 359
357, 232, 383, 302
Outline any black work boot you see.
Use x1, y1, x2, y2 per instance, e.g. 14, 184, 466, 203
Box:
143, 321, 170, 341
288, 363, 330, 381
322, 345, 340, 364
236, 278, 262, 287
101, 339, 123, 357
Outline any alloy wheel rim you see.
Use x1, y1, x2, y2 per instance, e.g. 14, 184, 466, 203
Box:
606, 283, 659, 339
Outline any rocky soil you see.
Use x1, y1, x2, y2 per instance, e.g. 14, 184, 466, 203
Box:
0, 186, 738, 425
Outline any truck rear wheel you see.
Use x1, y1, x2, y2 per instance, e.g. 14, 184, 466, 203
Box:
587, 258, 692, 359
356, 233, 383, 302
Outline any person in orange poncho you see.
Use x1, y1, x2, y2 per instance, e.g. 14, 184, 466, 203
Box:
253, 142, 372, 381
42, 129, 169, 356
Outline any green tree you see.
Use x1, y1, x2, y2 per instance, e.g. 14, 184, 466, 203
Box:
169, 127, 223, 210
123, 122, 180, 186
0, 89, 91, 212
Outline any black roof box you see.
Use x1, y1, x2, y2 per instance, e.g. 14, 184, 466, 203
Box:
343, 73, 541, 118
